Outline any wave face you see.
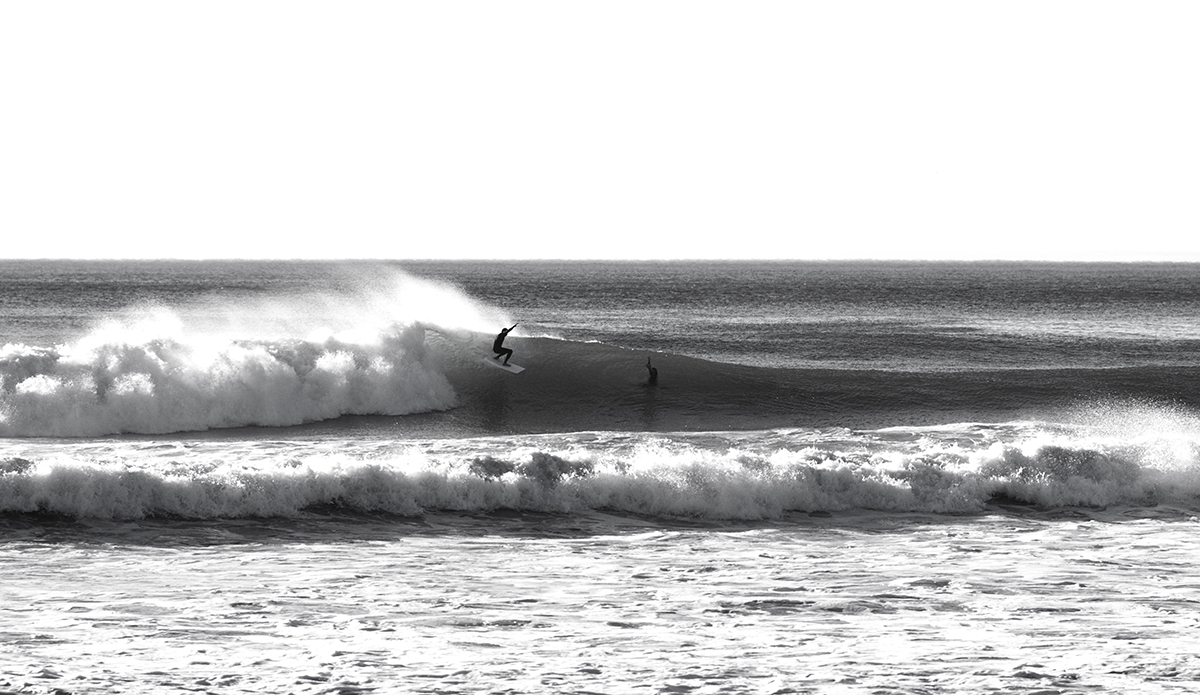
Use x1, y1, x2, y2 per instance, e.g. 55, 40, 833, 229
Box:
435, 335, 1200, 435
3, 412, 1200, 520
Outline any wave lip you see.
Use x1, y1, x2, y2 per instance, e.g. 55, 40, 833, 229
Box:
0, 322, 456, 437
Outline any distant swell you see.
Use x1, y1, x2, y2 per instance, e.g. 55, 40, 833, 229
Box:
0, 323, 456, 436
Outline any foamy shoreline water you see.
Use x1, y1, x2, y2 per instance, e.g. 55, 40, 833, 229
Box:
4, 510, 1199, 694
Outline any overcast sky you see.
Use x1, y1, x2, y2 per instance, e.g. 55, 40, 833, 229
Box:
2, 1, 1197, 261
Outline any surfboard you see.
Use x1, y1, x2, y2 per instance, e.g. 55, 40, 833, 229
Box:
482, 356, 525, 374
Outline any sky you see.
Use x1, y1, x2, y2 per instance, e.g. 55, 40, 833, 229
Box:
2, 2, 1198, 261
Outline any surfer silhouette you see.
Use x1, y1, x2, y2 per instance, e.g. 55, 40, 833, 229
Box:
646, 357, 658, 385
493, 324, 517, 365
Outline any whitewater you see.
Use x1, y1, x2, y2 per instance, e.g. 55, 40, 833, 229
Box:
3, 260, 1200, 694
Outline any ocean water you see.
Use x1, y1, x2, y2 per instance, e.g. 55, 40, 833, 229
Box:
3, 260, 1200, 694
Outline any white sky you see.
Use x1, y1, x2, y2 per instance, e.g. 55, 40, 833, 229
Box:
2, 2, 1198, 261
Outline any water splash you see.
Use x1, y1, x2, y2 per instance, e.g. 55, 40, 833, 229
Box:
0, 267, 510, 436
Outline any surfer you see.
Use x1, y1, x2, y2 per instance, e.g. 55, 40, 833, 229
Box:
493, 324, 517, 366
646, 357, 658, 385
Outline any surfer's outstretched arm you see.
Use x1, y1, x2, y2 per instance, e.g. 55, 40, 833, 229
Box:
493, 325, 517, 365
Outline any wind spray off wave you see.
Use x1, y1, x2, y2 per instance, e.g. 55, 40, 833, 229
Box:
0, 268, 511, 436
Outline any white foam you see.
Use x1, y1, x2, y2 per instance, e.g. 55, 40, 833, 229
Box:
0, 267, 513, 436
6, 420, 1199, 520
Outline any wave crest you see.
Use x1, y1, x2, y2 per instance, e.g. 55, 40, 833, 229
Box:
4, 422, 1199, 520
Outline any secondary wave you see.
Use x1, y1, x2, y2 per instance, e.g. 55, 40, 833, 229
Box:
3, 417, 1199, 520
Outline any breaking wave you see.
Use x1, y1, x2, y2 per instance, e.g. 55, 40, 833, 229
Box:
0, 270, 512, 436
0, 323, 456, 436
3, 416, 1199, 520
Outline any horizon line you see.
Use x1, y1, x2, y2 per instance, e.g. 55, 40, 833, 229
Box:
4, 257, 1200, 264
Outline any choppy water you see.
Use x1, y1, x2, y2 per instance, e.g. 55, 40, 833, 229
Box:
3, 260, 1200, 693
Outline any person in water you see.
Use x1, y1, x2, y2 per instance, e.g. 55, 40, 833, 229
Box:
646, 356, 658, 385
493, 324, 517, 365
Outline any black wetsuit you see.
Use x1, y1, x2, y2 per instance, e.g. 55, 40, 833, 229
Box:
493, 330, 513, 364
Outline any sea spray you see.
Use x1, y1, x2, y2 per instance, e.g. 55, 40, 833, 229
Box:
175, 266, 515, 344
0, 266, 519, 436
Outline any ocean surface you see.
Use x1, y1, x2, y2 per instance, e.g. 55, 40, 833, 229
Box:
3, 260, 1200, 694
